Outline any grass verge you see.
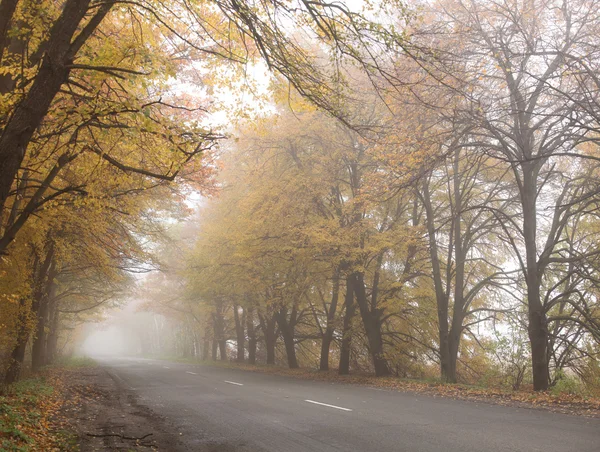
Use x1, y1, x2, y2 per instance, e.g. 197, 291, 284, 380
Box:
0, 365, 86, 451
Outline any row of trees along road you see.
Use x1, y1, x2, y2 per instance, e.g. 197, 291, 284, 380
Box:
2, 0, 600, 394
0, 0, 383, 387
141, 1, 600, 392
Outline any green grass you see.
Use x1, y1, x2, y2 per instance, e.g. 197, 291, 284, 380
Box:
49, 355, 97, 368
0, 378, 54, 451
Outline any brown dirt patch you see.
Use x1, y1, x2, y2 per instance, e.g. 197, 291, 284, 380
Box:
58, 367, 187, 451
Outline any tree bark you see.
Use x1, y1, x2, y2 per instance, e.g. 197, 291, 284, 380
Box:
338, 277, 354, 375
202, 323, 210, 360
319, 269, 340, 371
522, 163, 549, 391
246, 307, 257, 364
4, 244, 54, 383
447, 148, 467, 383
32, 263, 57, 371
422, 179, 452, 381
3, 298, 30, 385
350, 272, 390, 376
276, 306, 299, 369
259, 312, 277, 365
31, 296, 49, 371
46, 305, 60, 364
212, 306, 227, 361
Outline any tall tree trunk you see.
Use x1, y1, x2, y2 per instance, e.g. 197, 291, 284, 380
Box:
233, 305, 245, 363
212, 306, 227, 361
265, 335, 276, 365
522, 164, 549, 391
32, 266, 56, 370
422, 179, 451, 382
3, 297, 30, 385
202, 324, 210, 360
350, 272, 390, 376
5, 244, 54, 382
320, 269, 340, 371
276, 306, 298, 369
46, 306, 60, 365
259, 312, 277, 365
447, 148, 466, 383
246, 307, 257, 365
31, 297, 49, 371
338, 277, 355, 375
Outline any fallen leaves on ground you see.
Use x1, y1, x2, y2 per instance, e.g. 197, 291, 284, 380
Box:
0, 370, 77, 451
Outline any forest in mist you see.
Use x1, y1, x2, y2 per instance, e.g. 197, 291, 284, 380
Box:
1, 0, 600, 396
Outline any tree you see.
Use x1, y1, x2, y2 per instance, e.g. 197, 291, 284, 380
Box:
400, 0, 600, 390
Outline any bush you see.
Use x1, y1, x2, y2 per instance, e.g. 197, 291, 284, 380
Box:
551, 370, 586, 396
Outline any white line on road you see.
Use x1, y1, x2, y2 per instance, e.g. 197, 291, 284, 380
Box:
304, 400, 352, 412
186, 371, 197, 375
224, 380, 244, 386
163, 366, 170, 369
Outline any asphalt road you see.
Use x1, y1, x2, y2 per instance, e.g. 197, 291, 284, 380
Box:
99, 357, 600, 452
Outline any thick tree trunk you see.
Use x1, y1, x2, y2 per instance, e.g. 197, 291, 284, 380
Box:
446, 338, 458, 383
319, 270, 340, 371
276, 307, 298, 369
338, 277, 354, 375
6, 245, 54, 381
3, 297, 30, 385
31, 297, 49, 371
46, 307, 60, 365
350, 273, 390, 376
4, 335, 28, 386
246, 307, 257, 365
522, 164, 549, 391
422, 179, 452, 382
32, 271, 57, 370
233, 305, 245, 363
265, 335, 276, 365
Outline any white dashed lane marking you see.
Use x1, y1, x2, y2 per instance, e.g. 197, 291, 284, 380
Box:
224, 380, 244, 386
304, 400, 352, 412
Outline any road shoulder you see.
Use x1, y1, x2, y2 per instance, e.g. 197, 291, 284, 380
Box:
60, 367, 187, 451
